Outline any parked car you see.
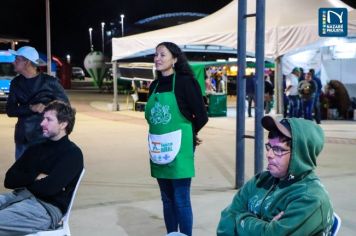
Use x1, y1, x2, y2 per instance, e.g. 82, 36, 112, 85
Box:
0, 51, 16, 112
0, 65, 15, 112
71, 66, 85, 80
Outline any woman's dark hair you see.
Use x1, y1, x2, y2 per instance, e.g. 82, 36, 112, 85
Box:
43, 100, 76, 135
155, 42, 194, 78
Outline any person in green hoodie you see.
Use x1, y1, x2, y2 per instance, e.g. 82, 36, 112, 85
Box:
217, 116, 334, 235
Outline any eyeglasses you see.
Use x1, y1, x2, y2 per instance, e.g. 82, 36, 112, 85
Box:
265, 143, 290, 157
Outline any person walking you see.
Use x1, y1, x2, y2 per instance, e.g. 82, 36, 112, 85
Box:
246, 72, 255, 117
145, 42, 208, 236
6, 46, 69, 159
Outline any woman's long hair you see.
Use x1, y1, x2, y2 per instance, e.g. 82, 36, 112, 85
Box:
155, 42, 194, 79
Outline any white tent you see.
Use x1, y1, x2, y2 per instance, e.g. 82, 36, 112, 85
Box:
112, 0, 237, 61
247, 0, 355, 57
112, 0, 354, 61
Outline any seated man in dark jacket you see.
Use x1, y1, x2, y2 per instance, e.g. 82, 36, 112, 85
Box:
0, 101, 84, 235
217, 116, 333, 235
6, 46, 69, 159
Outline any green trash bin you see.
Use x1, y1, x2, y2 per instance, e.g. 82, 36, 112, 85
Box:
208, 93, 227, 117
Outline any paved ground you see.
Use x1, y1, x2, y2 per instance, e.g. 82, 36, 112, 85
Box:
0, 88, 355, 235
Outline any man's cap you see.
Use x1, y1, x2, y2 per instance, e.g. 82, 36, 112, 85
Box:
262, 116, 292, 138
8, 46, 40, 65
292, 67, 301, 74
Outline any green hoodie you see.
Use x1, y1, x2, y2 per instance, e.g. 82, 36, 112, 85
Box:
217, 118, 334, 236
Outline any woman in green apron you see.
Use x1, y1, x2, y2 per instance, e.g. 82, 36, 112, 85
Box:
145, 42, 208, 236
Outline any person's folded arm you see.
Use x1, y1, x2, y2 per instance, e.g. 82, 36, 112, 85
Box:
27, 148, 83, 197
235, 195, 324, 236
4, 149, 38, 189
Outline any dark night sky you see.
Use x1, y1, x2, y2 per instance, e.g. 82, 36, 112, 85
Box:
1, 0, 355, 66
1, 0, 232, 66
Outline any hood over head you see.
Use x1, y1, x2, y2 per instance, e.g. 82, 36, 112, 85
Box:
284, 118, 324, 179
262, 116, 324, 180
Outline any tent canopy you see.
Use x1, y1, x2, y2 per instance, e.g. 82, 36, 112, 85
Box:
0, 36, 29, 44
112, 0, 354, 61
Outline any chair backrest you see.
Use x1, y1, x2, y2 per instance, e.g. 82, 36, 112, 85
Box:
25, 169, 85, 236
62, 169, 85, 228
331, 212, 341, 236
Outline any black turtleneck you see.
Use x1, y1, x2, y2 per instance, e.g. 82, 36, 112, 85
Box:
148, 74, 208, 135
4, 135, 84, 213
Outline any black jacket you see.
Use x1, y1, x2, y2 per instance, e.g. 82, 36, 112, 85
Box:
6, 73, 69, 144
264, 80, 274, 96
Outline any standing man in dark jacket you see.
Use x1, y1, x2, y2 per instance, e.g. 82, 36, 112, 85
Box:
246, 73, 255, 117
0, 101, 83, 235
6, 46, 69, 159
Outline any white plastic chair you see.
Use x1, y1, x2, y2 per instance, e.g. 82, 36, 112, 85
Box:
331, 212, 341, 236
26, 169, 85, 236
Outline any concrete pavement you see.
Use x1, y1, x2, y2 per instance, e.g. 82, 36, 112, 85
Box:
0, 90, 355, 235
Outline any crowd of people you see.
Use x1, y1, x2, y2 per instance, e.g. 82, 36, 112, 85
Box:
284, 67, 323, 123
205, 66, 227, 94
1, 43, 335, 235
243, 66, 354, 122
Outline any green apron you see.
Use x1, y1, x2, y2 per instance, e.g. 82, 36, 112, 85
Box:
145, 74, 194, 179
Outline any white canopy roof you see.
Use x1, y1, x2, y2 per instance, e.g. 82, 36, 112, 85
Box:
112, 0, 354, 61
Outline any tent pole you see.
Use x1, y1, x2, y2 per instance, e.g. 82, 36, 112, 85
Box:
275, 56, 283, 115
254, 0, 266, 174
236, 0, 247, 189
112, 61, 119, 111
45, 0, 52, 75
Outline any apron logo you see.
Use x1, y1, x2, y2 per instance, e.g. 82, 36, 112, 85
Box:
151, 141, 173, 160
151, 142, 173, 153
148, 130, 181, 165
149, 102, 172, 125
